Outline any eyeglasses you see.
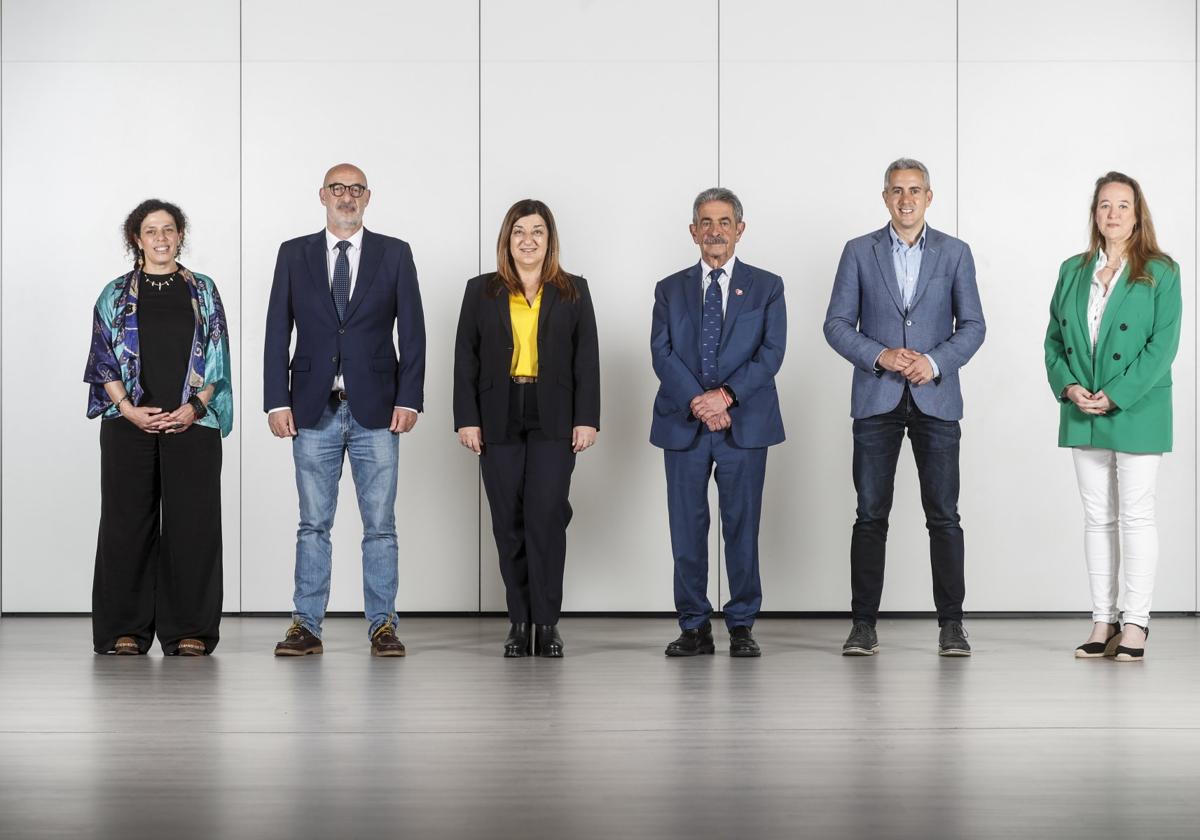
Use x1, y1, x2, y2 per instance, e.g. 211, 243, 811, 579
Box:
326, 183, 367, 197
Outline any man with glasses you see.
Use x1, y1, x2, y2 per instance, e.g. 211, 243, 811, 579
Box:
265, 162, 426, 656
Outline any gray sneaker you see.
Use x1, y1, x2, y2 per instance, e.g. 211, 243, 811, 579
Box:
842, 621, 879, 656
938, 621, 971, 656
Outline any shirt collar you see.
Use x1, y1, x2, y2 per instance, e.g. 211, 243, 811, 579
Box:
1095, 248, 1125, 271
326, 227, 364, 252
888, 224, 926, 252
699, 255, 737, 282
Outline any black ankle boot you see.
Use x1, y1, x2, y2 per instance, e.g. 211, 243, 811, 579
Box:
534, 624, 563, 658
504, 622, 532, 658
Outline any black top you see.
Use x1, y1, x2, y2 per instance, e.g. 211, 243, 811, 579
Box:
138, 272, 194, 411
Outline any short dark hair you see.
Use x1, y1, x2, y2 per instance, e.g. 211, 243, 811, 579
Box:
123, 199, 187, 263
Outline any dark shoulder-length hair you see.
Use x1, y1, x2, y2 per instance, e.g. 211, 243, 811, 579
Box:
491, 199, 578, 302
1083, 172, 1173, 286
123, 198, 188, 268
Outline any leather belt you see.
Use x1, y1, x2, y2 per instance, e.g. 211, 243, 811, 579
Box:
511, 376, 538, 384
332, 389, 349, 401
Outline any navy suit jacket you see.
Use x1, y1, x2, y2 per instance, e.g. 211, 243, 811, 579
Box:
650, 259, 786, 450
264, 228, 426, 429
823, 225, 985, 421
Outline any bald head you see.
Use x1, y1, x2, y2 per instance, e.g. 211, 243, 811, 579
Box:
319, 162, 371, 235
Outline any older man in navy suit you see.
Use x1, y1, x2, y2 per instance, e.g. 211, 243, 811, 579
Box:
265, 163, 425, 657
824, 158, 985, 657
651, 188, 786, 658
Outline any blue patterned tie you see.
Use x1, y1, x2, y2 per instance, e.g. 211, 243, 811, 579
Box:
701, 267, 724, 389
332, 240, 351, 322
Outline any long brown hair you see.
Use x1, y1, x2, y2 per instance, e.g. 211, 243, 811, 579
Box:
1084, 171, 1173, 286
492, 199, 578, 302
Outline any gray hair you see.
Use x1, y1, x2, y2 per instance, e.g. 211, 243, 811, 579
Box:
883, 158, 931, 190
692, 187, 744, 224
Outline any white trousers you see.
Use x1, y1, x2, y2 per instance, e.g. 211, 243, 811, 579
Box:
1071, 446, 1162, 627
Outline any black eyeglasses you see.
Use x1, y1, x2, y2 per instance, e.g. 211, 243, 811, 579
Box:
326, 183, 367, 197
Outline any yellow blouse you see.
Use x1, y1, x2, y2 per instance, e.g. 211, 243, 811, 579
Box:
509, 286, 542, 377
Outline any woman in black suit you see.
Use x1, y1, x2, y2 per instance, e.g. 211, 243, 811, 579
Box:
454, 199, 600, 657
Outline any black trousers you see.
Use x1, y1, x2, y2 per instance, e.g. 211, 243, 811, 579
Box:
479, 383, 577, 625
850, 389, 965, 626
93, 418, 223, 654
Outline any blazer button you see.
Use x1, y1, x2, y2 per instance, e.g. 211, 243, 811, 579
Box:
1067, 347, 1073, 355
332, 355, 338, 363
1119, 323, 1128, 331
338, 328, 345, 335
905, 320, 913, 326
1061, 318, 1067, 326
1113, 353, 1121, 361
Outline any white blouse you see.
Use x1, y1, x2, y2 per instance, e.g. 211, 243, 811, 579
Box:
1088, 250, 1125, 351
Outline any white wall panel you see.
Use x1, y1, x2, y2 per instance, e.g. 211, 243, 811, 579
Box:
1, 1, 241, 611
479, 0, 718, 612
238, 0, 480, 613
720, 0, 959, 612
958, 0, 1197, 610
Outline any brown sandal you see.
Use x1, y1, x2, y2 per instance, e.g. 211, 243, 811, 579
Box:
113, 636, 140, 655
176, 639, 207, 656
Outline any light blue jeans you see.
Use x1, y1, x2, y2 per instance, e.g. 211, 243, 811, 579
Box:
291, 399, 399, 638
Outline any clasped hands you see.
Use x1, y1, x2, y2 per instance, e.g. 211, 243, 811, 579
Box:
121, 402, 198, 434
690, 389, 731, 431
879, 348, 935, 386
1064, 385, 1115, 415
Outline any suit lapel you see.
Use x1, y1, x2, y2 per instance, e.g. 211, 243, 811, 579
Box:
305, 233, 339, 322
344, 229, 382, 322
1095, 261, 1134, 353
871, 228, 905, 315
684, 263, 703, 348
537, 282, 558, 347
495, 281, 514, 347
718, 263, 753, 351
906, 228, 941, 311
1074, 253, 1097, 341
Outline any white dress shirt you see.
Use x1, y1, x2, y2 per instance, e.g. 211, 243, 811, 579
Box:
1088, 249, 1125, 351
699, 255, 735, 317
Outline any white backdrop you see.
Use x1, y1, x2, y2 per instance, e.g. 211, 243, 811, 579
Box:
2, 0, 1196, 616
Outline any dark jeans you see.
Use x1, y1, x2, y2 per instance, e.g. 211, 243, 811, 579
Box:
850, 389, 964, 626
479, 382, 576, 625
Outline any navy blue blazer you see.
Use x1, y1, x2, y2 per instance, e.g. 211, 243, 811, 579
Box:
650, 260, 787, 450
263, 228, 426, 430
823, 225, 985, 421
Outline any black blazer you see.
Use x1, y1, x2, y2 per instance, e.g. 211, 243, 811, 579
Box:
453, 273, 600, 443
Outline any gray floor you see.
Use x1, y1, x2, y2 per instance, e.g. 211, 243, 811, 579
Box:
1, 616, 1199, 840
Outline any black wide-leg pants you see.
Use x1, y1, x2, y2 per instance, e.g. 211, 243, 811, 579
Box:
93, 418, 223, 654
479, 383, 577, 626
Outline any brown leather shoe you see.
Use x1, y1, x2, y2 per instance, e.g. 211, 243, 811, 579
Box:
370, 623, 406, 657
114, 636, 140, 655
177, 638, 207, 656
274, 623, 323, 656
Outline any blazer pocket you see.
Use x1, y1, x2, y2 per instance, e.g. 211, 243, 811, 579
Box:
290, 356, 311, 372
371, 356, 397, 372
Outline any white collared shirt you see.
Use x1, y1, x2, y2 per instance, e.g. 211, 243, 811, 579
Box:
325, 227, 364, 298
699, 255, 736, 317
1088, 249, 1125, 351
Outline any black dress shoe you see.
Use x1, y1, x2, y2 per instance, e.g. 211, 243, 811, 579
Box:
1115, 623, 1149, 662
665, 621, 715, 657
504, 622, 532, 658
729, 625, 761, 657
534, 624, 563, 658
938, 620, 971, 657
1074, 622, 1121, 658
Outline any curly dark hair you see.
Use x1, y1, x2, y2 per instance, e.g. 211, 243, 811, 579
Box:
123, 199, 187, 264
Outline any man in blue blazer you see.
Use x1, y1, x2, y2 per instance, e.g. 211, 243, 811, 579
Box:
824, 158, 985, 657
264, 163, 425, 657
651, 188, 786, 658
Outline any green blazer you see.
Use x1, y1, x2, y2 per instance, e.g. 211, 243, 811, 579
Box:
1044, 253, 1180, 453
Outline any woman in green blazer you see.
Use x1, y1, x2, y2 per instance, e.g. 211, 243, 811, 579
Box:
1044, 172, 1180, 662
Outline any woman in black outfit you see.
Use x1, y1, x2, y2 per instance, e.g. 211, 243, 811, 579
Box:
83, 200, 233, 655
453, 199, 600, 657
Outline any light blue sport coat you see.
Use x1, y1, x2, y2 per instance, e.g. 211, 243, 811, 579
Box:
823, 225, 986, 421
